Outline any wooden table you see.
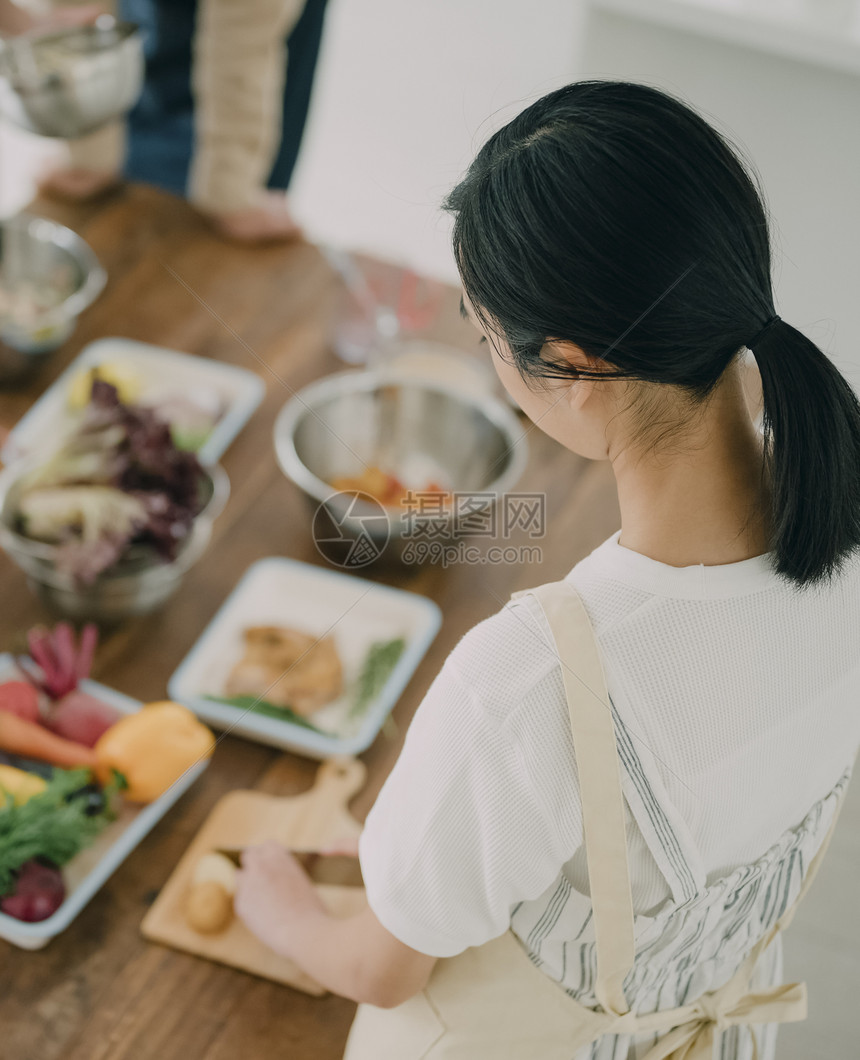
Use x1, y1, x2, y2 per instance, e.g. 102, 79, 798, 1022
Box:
0, 186, 620, 1060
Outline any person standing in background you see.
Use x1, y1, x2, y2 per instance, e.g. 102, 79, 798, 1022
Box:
2, 0, 329, 241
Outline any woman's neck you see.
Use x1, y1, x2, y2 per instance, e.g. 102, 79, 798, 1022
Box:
610, 370, 771, 567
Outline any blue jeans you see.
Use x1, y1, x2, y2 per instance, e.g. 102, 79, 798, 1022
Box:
120, 0, 329, 197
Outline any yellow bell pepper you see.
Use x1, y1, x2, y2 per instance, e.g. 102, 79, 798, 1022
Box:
0, 764, 47, 805
67, 362, 143, 410
94, 701, 214, 803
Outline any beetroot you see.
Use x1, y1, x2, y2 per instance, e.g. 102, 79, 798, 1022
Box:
0, 859, 65, 922
0, 681, 41, 724
11, 623, 117, 746
47, 692, 121, 748
24, 624, 98, 699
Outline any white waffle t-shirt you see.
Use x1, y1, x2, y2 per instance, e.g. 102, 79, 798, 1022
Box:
359, 532, 860, 970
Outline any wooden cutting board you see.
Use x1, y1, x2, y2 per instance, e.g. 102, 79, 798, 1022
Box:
141, 757, 368, 994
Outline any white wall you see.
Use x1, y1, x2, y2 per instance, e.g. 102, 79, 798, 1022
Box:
289, 0, 588, 282
578, 8, 860, 384
292, 0, 860, 384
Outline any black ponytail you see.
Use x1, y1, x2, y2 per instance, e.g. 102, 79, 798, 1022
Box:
751, 319, 860, 585
445, 80, 860, 586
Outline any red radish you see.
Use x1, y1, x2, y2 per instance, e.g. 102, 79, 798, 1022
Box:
23, 623, 98, 699
13, 623, 111, 746
0, 681, 40, 723
47, 692, 121, 748
0, 860, 66, 922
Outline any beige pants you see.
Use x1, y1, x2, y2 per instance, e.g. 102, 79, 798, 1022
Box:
344, 581, 840, 1060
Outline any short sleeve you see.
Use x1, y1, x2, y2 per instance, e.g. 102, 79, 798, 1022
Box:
359, 603, 584, 958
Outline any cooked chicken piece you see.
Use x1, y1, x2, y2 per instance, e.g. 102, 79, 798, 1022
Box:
225, 625, 343, 716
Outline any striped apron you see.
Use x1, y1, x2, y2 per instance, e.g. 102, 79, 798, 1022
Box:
344, 580, 846, 1060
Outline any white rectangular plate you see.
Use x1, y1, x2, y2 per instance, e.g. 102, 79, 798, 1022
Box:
0, 655, 209, 949
1, 337, 265, 467
168, 557, 441, 759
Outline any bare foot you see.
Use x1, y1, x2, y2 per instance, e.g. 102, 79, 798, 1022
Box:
207, 191, 301, 244
38, 167, 121, 203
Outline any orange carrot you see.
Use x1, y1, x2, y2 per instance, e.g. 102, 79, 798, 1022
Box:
0, 711, 97, 769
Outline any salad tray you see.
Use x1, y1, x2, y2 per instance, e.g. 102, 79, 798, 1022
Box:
168, 557, 441, 759
1, 337, 265, 467
0, 654, 209, 950
141, 756, 367, 992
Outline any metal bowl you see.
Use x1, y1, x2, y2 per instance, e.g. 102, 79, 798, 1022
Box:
274, 370, 528, 563
0, 464, 229, 624
0, 213, 106, 382
371, 338, 498, 400
0, 17, 143, 138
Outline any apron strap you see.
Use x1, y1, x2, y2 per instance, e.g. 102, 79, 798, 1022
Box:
606, 699, 707, 903
522, 581, 636, 1016
773, 780, 845, 933
633, 783, 849, 1060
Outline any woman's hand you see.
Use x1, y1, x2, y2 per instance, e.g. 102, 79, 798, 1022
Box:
319, 834, 361, 857
233, 838, 437, 1007
0, 0, 36, 36
0, 2, 105, 38
201, 191, 301, 244
235, 841, 326, 960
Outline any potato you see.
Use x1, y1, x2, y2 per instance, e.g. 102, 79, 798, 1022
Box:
185, 880, 233, 934
192, 852, 238, 895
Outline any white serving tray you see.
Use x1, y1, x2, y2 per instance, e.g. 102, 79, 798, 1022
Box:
0, 655, 209, 950
168, 557, 442, 759
1, 337, 265, 467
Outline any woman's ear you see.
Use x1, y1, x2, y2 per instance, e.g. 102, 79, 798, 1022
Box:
544, 341, 604, 411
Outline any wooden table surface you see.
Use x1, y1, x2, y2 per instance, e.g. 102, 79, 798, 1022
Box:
0, 186, 620, 1060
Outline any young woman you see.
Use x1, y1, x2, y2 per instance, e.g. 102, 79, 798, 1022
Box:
234, 82, 860, 1059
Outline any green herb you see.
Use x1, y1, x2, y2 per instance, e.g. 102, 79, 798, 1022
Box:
350, 638, 406, 720
204, 695, 326, 733
205, 637, 407, 735
0, 768, 122, 896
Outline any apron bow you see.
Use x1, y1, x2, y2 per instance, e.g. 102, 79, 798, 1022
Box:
637, 979, 807, 1060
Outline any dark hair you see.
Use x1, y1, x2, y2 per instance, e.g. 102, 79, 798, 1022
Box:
445, 80, 860, 587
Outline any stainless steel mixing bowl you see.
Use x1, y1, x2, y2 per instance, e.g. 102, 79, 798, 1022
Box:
0, 463, 229, 624
274, 370, 528, 563
0, 213, 106, 381
0, 17, 143, 138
